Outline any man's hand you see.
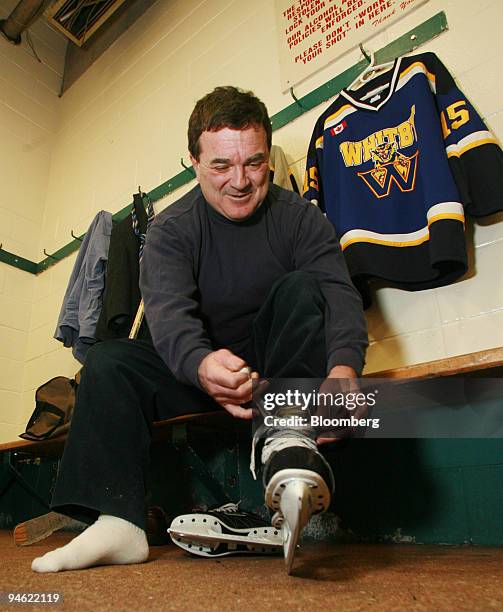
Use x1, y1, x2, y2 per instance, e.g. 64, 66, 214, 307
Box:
317, 364, 358, 445
198, 349, 258, 419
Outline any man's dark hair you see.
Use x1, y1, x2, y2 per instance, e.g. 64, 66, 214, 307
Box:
188, 86, 272, 159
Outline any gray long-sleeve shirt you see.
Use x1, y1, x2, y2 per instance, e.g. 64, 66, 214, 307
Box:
140, 184, 368, 388
55, 210, 113, 363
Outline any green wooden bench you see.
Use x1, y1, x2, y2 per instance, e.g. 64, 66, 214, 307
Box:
0, 410, 238, 514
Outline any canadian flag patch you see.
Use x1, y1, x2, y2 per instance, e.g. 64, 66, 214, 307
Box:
330, 121, 347, 136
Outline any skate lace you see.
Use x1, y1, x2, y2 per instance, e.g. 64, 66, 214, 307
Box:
249, 404, 318, 480
249, 432, 318, 481
211, 502, 241, 513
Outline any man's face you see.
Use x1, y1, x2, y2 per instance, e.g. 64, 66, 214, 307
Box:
190, 125, 270, 221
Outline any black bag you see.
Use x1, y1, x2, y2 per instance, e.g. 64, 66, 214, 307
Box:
19, 374, 79, 441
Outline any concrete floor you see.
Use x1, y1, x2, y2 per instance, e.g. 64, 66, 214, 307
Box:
1, 531, 503, 611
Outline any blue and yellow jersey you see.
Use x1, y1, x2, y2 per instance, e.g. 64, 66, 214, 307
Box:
304, 52, 503, 305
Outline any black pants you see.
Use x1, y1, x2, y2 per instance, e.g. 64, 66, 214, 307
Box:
51, 272, 327, 529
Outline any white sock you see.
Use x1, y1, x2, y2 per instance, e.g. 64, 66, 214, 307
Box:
31, 514, 149, 573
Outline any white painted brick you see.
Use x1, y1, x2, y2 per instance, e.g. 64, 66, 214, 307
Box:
0, 57, 37, 100
23, 347, 80, 393
60, 105, 121, 157
457, 56, 502, 120
435, 239, 503, 323
4, 83, 59, 133
3, 266, 35, 302
0, 389, 22, 424
25, 323, 55, 361
16, 162, 52, 226
0, 118, 23, 164
272, 106, 323, 165
29, 292, 61, 332
9, 238, 38, 262
0, 423, 26, 444
20, 389, 38, 427
0, 265, 5, 294
0, 38, 62, 94
0, 232, 8, 253
33, 269, 53, 302
0, 294, 31, 331
486, 110, 503, 140
0, 355, 24, 392
364, 328, 446, 375
0, 326, 27, 361
443, 2, 503, 76
30, 79, 61, 114
0, 207, 17, 241
188, 3, 266, 87
8, 214, 41, 255
0, 101, 54, 154
49, 253, 76, 297
119, 61, 190, 120
366, 285, 441, 342
102, 0, 221, 91
472, 214, 503, 249
442, 308, 503, 358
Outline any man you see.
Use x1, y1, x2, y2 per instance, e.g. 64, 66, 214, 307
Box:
32, 86, 367, 575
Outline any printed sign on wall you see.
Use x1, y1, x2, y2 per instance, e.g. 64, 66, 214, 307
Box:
275, 0, 429, 91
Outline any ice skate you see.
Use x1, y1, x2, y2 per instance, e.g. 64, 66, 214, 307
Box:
261, 439, 334, 574
168, 503, 282, 557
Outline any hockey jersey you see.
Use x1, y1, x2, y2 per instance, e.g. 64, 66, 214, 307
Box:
303, 52, 503, 306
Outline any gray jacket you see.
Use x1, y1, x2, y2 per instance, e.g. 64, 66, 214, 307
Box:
54, 210, 113, 363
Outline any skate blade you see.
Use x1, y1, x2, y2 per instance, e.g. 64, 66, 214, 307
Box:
168, 528, 282, 557
280, 480, 313, 574
266, 470, 332, 573
168, 526, 282, 547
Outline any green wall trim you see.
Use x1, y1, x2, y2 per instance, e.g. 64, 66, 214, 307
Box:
0, 247, 37, 274
1, 12, 447, 275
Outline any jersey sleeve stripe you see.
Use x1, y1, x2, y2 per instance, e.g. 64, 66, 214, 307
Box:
315, 136, 324, 149
324, 105, 357, 130
428, 212, 465, 224
446, 131, 499, 158
340, 228, 430, 249
340, 202, 465, 250
397, 62, 436, 93
426, 201, 465, 219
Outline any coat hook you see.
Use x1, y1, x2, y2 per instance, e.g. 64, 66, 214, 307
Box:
180, 158, 196, 177
43, 248, 58, 260
71, 230, 83, 242
359, 42, 371, 63
289, 87, 306, 111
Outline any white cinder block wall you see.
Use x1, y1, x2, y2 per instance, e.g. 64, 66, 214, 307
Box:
0, 0, 66, 441
1, 0, 503, 443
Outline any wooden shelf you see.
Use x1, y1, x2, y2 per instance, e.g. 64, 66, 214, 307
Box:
366, 347, 503, 380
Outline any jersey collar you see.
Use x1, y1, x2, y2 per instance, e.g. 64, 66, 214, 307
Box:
340, 56, 402, 112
